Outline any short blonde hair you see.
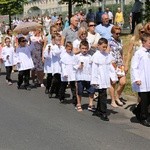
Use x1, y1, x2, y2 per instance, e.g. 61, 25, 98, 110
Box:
78, 27, 87, 37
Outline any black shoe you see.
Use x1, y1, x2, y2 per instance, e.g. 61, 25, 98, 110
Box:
100, 113, 109, 121
25, 86, 31, 91
132, 107, 141, 121
60, 99, 64, 103
48, 93, 52, 98
17, 85, 21, 89
92, 111, 101, 117
55, 94, 59, 98
132, 108, 137, 115
45, 89, 49, 94
140, 119, 150, 127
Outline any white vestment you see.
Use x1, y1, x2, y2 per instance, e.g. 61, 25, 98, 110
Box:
2, 46, 15, 66
60, 51, 77, 81
51, 45, 65, 75
16, 46, 34, 71
131, 47, 150, 92
91, 51, 117, 89
43, 43, 54, 73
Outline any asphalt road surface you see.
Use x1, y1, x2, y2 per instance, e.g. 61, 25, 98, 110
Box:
0, 70, 150, 150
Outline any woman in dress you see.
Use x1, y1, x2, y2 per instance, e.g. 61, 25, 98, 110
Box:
109, 25, 126, 107
30, 29, 46, 87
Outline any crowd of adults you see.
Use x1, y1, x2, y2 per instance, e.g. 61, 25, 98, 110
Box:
0, 4, 150, 126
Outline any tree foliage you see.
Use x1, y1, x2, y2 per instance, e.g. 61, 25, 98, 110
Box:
0, 0, 27, 15
144, 0, 150, 22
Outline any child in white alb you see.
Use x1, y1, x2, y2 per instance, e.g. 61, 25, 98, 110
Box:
1, 37, 15, 85
16, 37, 34, 90
49, 33, 65, 98
44, 34, 55, 94
131, 33, 150, 127
91, 38, 118, 121
59, 42, 77, 104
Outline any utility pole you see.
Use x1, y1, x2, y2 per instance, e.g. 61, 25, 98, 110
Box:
121, 0, 124, 13
102, 0, 105, 11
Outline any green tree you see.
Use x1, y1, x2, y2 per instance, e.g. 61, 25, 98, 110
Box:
144, 0, 150, 22
0, 0, 27, 28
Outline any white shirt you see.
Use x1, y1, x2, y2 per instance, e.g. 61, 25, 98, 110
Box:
131, 47, 150, 92
74, 53, 92, 81
105, 11, 113, 20
87, 32, 101, 46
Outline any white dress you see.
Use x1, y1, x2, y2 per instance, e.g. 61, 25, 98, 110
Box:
131, 47, 150, 92
60, 51, 77, 81
2, 46, 15, 66
91, 50, 118, 89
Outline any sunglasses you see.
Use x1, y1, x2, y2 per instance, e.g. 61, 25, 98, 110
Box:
21, 40, 27, 42
89, 24, 96, 27
140, 31, 144, 34
115, 33, 121, 35
56, 23, 61, 25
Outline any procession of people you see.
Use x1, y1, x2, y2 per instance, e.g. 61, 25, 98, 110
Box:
0, 7, 150, 127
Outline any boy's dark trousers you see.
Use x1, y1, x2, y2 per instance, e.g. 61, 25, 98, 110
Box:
136, 92, 150, 120
96, 88, 107, 114
5, 66, 12, 82
18, 69, 30, 87
59, 81, 77, 104
50, 73, 61, 96
46, 73, 53, 91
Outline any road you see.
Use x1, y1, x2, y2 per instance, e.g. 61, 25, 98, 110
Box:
0, 70, 150, 150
